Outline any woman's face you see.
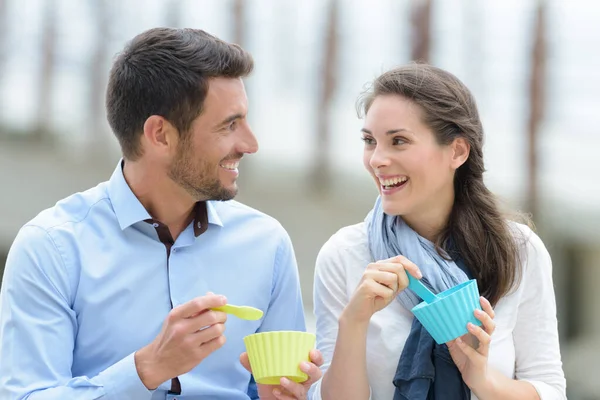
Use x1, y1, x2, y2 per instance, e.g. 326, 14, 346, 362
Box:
362, 95, 468, 227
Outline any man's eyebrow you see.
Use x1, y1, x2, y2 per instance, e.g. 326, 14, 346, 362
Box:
216, 113, 244, 128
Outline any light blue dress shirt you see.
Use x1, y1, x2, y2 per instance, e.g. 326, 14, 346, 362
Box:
0, 162, 306, 399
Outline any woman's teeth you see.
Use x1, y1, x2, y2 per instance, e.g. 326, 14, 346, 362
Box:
380, 176, 408, 188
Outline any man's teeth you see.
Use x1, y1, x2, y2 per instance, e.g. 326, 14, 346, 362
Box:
380, 176, 408, 187
220, 162, 239, 170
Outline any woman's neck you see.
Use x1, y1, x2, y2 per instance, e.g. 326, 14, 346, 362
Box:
402, 190, 455, 242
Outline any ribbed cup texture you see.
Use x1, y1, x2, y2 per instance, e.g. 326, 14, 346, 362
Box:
411, 279, 483, 344
244, 331, 316, 385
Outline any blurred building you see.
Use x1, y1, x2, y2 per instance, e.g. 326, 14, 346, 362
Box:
0, 0, 598, 398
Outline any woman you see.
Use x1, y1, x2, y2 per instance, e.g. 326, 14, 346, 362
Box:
310, 64, 566, 400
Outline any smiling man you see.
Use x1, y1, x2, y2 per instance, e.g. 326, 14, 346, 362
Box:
0, 28, 322, 399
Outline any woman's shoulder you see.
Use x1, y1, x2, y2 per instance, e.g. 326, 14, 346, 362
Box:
490, 221, 555, 319
505, 221, 554, 299
507, 221, 551, 264
316, 222, 371, 270
319, 222, 368, 253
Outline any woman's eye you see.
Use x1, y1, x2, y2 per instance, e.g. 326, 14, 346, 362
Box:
393, 137, 407, 145
361, 136, 375, 145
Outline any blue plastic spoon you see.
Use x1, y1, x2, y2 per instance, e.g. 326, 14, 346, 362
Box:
406, 274, 438, 303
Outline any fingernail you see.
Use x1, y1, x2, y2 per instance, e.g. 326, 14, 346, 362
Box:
273, 389, 281, 396
417, 270, 423, 279
474, 309, 483, 316
467, 322, 475, 330
219, 295, 227, 303
280, 377, 290, 385
300, 361, 311, 371
456, 337, 463, 345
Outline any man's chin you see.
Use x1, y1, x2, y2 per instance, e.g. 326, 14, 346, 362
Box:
219, 191, 237, 202
214, 184, 238, 201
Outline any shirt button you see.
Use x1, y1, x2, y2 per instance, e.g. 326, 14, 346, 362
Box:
172, 248, 178, 253
152, 223, 159, 228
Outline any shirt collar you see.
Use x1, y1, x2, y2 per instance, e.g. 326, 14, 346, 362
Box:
107, 160, 224, 234
206, 201, 223, 228
107, 160, 152, 231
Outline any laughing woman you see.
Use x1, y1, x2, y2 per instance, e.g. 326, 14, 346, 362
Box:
309, 65, 566, 400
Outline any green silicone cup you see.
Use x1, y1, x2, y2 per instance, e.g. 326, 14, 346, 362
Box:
243, 331, 316, 385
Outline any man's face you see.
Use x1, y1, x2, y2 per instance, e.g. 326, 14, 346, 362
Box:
168, 77, 258, 201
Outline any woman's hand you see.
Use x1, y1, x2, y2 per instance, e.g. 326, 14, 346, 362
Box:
341, 255, 422, 325
447, 296, 496, 393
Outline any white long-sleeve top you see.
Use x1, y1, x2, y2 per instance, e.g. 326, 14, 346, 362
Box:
310, 222, 566, 400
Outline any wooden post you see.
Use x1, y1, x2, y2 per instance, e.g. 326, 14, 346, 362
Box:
310, 0, 338, 193
0, 0, 7, 75
526, 0, 546, 220
34, 0, 57, 141
411, 0, 432, 63
232, 0, 245, 47
88, 0, 111, 155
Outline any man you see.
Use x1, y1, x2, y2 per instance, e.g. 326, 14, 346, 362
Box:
0, 28, 322, 399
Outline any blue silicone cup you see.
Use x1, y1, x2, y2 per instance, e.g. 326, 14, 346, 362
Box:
411, 279, 483, 344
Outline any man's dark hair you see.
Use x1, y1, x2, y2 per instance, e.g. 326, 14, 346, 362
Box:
106, 27, 254, 160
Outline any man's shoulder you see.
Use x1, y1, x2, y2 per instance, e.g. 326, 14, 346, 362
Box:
25, 181, 111, 233
212, 199, 286, 233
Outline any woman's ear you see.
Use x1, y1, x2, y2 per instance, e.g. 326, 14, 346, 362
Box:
451, 137, 470, 170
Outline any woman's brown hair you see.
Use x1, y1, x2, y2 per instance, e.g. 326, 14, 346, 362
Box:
358, 64, 528, 306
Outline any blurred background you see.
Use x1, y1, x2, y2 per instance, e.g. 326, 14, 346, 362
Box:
0, 0, 598, 398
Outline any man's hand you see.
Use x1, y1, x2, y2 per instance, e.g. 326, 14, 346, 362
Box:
240, 349, 324, 400
135, 293, 228, 389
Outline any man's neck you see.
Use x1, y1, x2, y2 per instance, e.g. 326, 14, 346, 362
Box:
123, 160, 196, 241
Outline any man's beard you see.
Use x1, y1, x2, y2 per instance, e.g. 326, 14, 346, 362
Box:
168, 145, 237, 202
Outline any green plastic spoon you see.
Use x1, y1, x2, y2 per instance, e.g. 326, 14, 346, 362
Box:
211, 304, 264, 321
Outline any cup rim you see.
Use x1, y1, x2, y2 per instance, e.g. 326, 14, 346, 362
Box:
411, 279, 479, 311
243, 330, 316, 340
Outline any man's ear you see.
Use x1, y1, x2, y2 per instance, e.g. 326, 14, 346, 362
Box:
450, 137, 470, 170
142, 115, 178, 156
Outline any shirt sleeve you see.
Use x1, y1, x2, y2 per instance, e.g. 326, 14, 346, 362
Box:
512, 227, 567, 399
308, 237, 372, 400
257, 228, 306, 333
0, 225, 153, 400
250, 228, 306, 396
